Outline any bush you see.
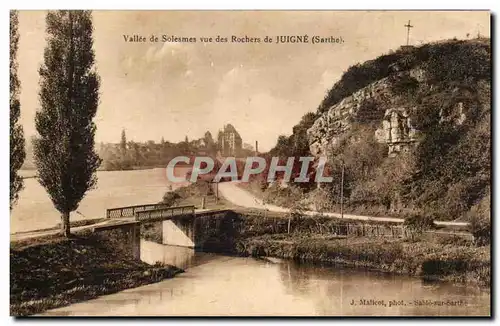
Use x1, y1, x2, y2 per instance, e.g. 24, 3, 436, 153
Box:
403, 213, 435, 230
437, 235, 473, 247
389, 73, 419, 96
162, 192, 181, 206
262, 183, 304, 208
468, 194, 490, 245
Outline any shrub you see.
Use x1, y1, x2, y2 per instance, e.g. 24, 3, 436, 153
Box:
403, 213, 435, 232
437, 235, 473, 247
468, 194, 490, 246
389, 73, 420, 96
162, 192, 181, 206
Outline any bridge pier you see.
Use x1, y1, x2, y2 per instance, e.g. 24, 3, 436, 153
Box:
93, 221, 141, 260
162, 219, 195, 248
105, 204, 238, 251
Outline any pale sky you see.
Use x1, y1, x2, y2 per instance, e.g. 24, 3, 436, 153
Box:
17, 10, 490, 151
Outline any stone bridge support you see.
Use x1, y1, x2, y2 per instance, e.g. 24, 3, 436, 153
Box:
93, 221, 141, 260
162, 218, 196, 248
161, 210, 238, 249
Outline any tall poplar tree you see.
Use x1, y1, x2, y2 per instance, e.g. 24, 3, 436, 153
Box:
34, 10, 101, 237
10, 10, 25, 209
120, 129, 127, 155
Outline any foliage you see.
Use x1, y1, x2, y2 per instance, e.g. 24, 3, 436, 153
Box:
318, 39, 490, 113
389, 73, 419, 97
403, 213, 435, 230
239, 235, 489, 286
404, 81, 490, 220
269, 112, 317, 157
120, 129, 127, 154
10, 10, 25, 209
261, 183, 304, 208
306, 187, 336, 212
468, 193, 490, 246
33, 11, 101, 237
162, 191, 181, 206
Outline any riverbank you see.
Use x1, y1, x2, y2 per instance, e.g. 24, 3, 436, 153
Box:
155, 181, 490, 287
233, 213, 489, 287
140, 195, 491, 289
10, 232, 183, 316
236, 233, 490, 287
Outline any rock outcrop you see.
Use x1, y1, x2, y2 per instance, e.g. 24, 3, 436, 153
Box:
307, 71, 423, 156
307, 66, 435, 157
308, 77, 387, 156
375, 108, 419, 156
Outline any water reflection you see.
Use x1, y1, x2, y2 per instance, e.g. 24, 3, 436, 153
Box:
276, 261, 490, 316
43, 241, 490, 316
140, 239, 217, 269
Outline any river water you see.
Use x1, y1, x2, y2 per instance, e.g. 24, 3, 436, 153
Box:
43, 240, 490, 317
11, 168, 189, 233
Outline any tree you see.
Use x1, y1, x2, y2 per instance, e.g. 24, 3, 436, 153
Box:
10, 10, 25, 209
270, 135, 291, 157
34, 10, 101, 237
204, 131, 215, 154
120, 129, 127, 154
290, 112, 316, 156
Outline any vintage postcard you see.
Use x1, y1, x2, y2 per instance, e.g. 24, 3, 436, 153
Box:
9, 10, 491, 317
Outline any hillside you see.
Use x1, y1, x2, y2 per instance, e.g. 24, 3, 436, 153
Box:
269, 38, 491, 222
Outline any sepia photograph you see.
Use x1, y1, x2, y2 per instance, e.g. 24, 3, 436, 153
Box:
9, 9, 491, 317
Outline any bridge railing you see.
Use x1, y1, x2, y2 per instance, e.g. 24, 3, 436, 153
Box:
106, 203, 173, 218
135, 205, 196, 222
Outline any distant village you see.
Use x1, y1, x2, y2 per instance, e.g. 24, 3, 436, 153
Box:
21, 124, 255, 171
98, 123, 256, 170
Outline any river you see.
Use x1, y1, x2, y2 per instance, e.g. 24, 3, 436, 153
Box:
42, 240, 490, 317
14, 169, 490, 316
11, 168, 189, 234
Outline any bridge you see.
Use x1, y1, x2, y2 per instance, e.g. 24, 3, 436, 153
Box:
105, 203, 195, 221
93, 204, 224, 259
92, 201, 473, 261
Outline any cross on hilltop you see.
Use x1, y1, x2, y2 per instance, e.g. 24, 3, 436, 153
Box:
404, 20, 414, 46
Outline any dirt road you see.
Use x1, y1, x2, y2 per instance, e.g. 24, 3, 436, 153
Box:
217, 181, 468, 227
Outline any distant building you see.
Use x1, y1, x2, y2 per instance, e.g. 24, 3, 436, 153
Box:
217, 124, 242, 157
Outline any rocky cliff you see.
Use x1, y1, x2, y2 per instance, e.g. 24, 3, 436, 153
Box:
307, 65, 473, 157
275, 38, 491, 220
308, 70, 423, 157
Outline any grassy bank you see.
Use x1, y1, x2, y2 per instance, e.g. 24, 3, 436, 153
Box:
231, 212, 489, 287
236, 234, 490, 287
10, 232, 183, 316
